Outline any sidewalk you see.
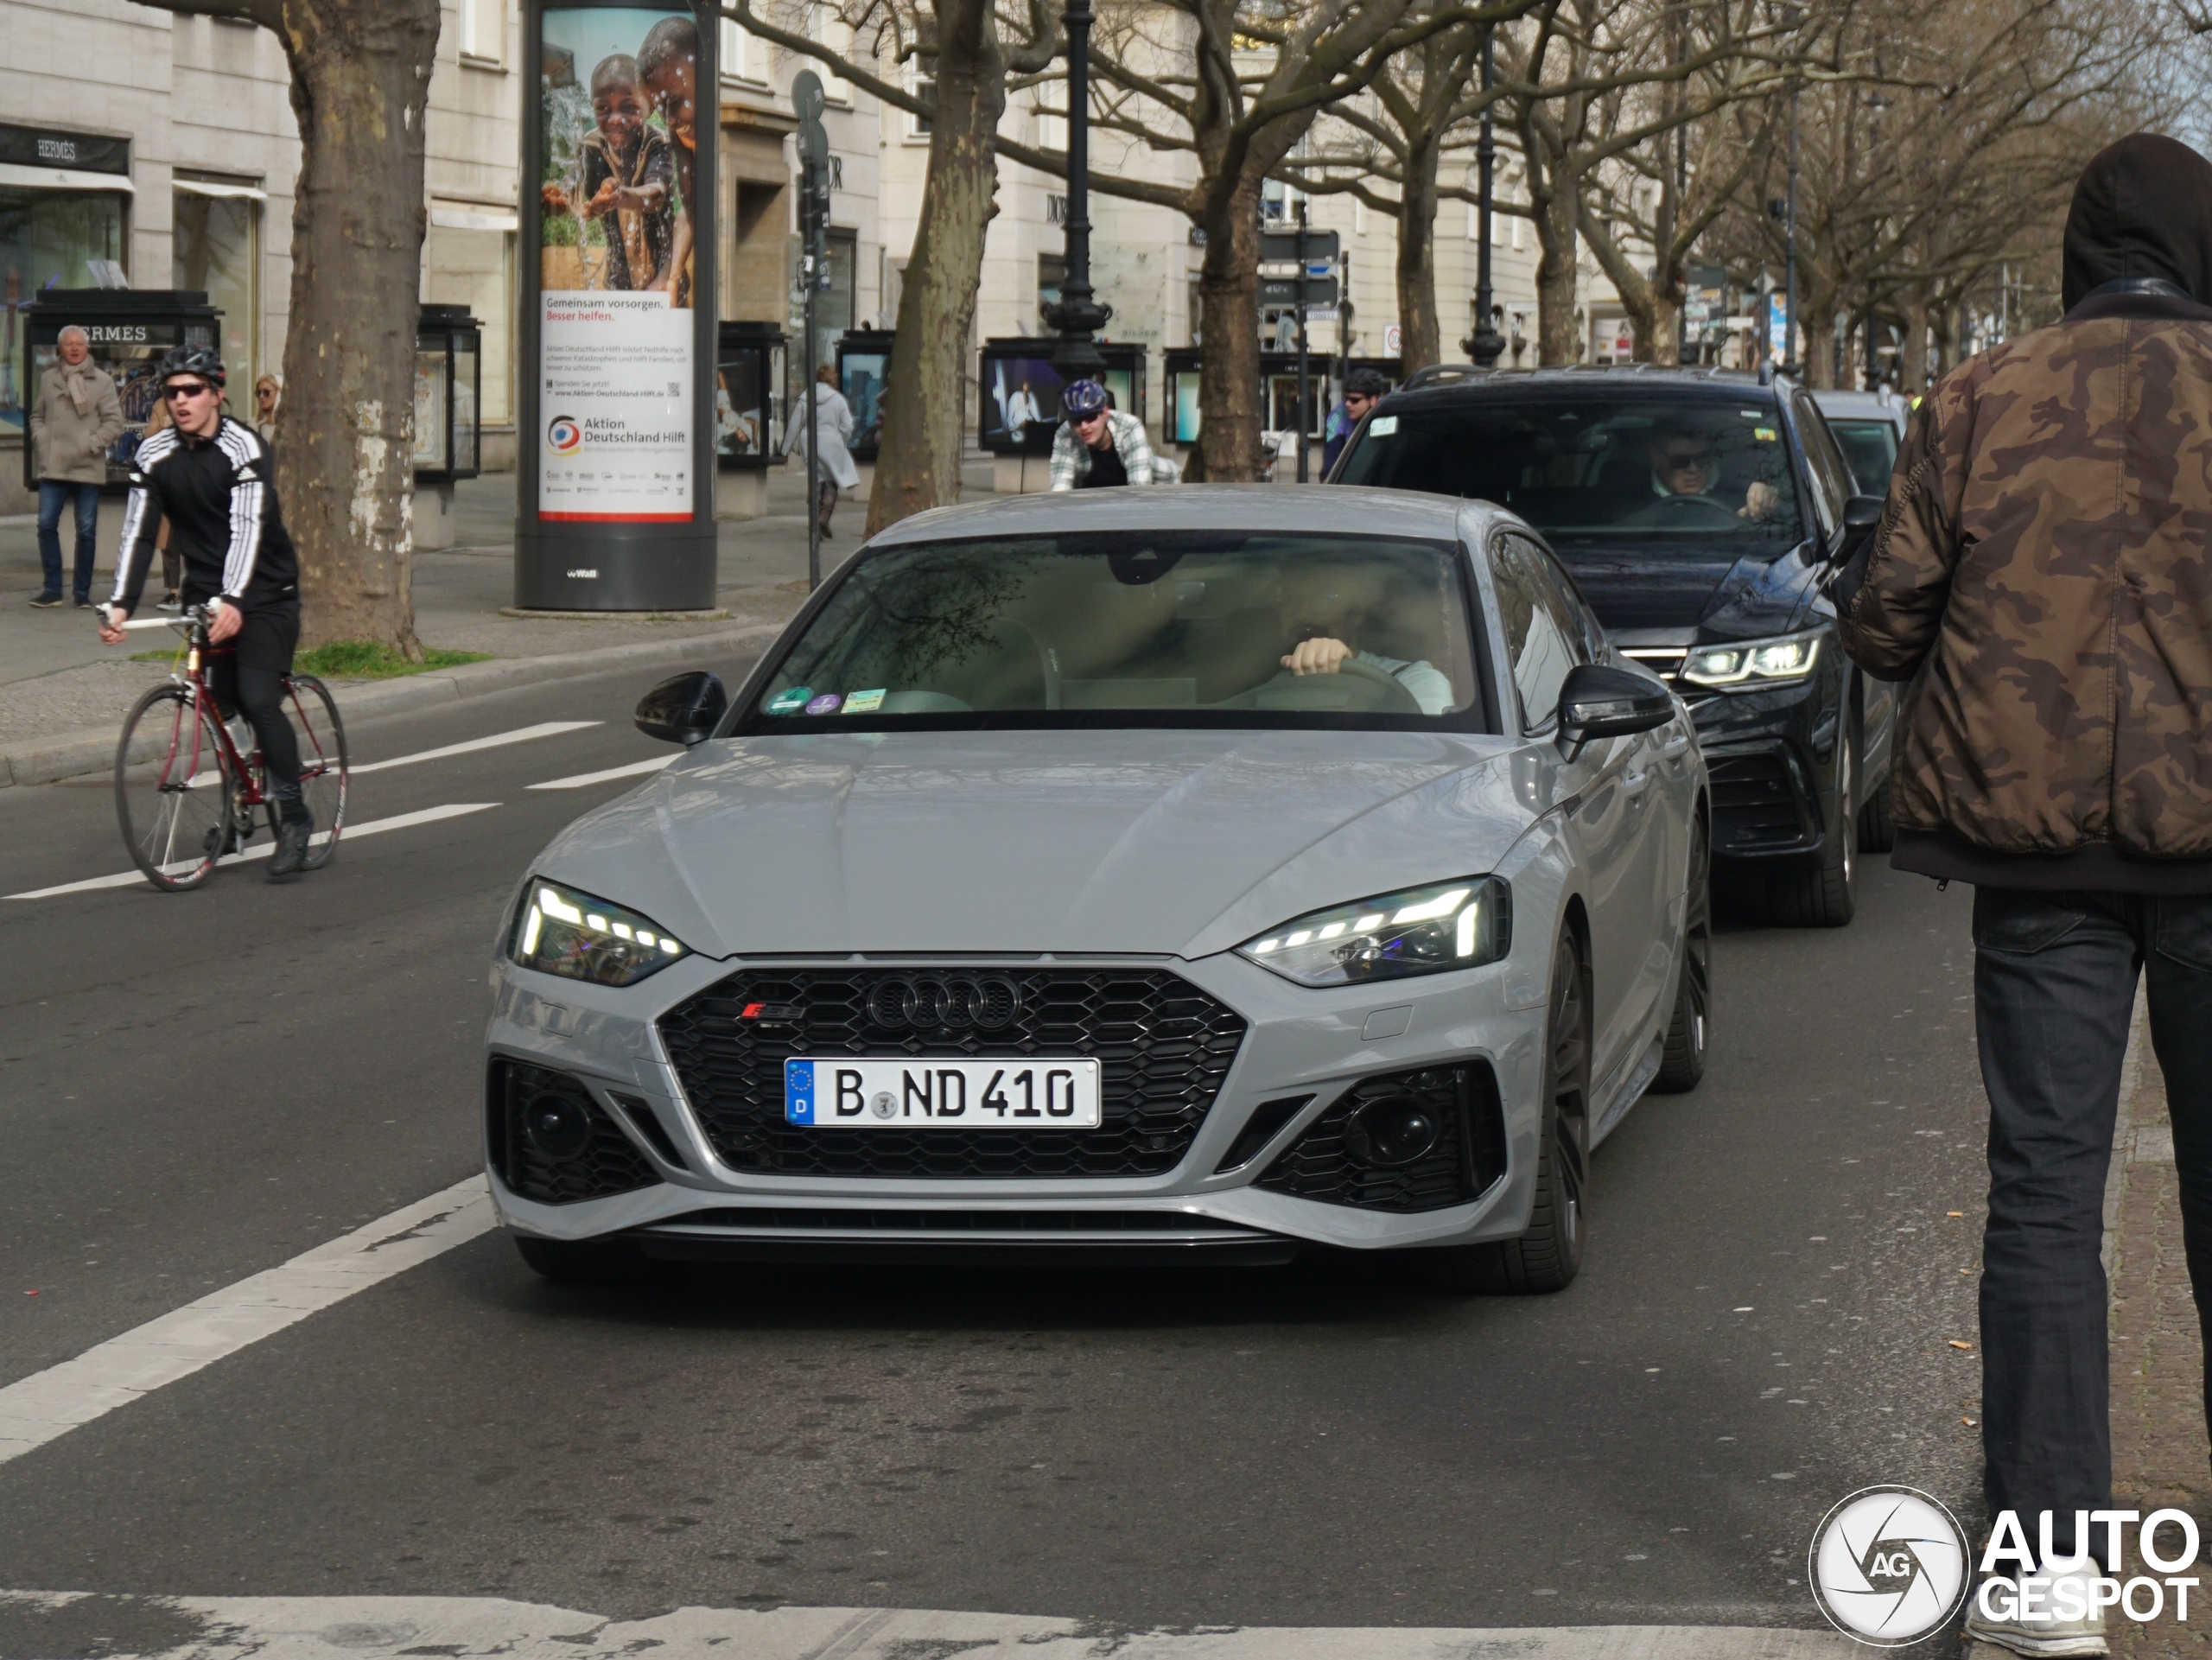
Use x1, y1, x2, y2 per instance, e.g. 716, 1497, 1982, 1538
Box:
0, 465, 991, 785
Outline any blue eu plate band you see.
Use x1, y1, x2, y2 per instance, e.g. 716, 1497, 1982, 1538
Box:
785, 1059, 817, 1125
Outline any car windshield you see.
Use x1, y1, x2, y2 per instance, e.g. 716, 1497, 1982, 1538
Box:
735, 531, 1488, 733
1336, 390, 1806, 550
1827, 417, 1901, 495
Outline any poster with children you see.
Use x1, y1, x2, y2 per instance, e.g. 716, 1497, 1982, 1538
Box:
537, 6, 702, 521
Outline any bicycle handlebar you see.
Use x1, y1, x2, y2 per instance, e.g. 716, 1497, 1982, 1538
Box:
102, 603, 213, 631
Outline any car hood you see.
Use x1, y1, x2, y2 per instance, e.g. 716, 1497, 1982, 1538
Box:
527, 729, 1528, 960
1557, 542, 1820, 638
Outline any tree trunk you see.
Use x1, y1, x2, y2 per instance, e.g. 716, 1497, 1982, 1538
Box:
1395, 131, 1442, 372
276, 0, 441, 655
1534, 188, 1580, 366
1929, 298, 1956, 378
867, 0, 1005, 535
1897, 289, 1929, 392
1193, 177, 1267, 482
1794, 279, 1836, 388
1579, 206, 1677, 366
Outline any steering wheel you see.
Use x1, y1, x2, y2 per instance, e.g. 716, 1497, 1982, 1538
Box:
1253, 654, 1424, 715
1648, 492, 1743, 526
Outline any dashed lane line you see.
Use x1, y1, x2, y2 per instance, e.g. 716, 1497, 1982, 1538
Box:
0, 1594, 1860, 1658
527, 754, 673, 790
4, 803, 501, 900
347, 720, 601, 776
0, 1179, 495, 1465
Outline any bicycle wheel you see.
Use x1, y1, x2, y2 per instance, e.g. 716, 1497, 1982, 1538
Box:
115, 684, 235, 892
281, 673, 348, 868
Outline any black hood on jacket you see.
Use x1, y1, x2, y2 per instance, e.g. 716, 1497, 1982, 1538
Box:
2063, 133, 2212, 310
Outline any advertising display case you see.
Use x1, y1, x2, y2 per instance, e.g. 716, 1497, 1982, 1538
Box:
715, 321, 785, 467
19, 289, 220, 491
836, 328, 893, 461
978, 336, 1147, 456
1162, 347, 1401, 447
413, 303, 482, 482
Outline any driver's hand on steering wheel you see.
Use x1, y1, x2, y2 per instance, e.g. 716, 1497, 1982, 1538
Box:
1282, 636, 1353, 676
1739, 480, 1780, 520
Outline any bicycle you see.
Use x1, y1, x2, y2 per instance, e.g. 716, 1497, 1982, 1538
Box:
108, 604, 349, 892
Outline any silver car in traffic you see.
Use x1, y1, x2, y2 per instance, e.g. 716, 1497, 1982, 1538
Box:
485, 487, 1711, 1292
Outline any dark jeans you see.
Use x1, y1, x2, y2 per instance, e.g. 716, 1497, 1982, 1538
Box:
203, 601, 304, 807
1974, 887, 2212, 1568
36, 480, 100, 601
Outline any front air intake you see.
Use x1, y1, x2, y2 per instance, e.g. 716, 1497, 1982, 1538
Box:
1255, 1063, 1506, 1212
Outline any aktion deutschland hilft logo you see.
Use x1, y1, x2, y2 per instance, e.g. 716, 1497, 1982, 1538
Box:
1808, 1486, 1971, 1645
547, 415, 582, 455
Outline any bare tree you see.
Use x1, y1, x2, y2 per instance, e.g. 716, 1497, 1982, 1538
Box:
130, 0, 439, 654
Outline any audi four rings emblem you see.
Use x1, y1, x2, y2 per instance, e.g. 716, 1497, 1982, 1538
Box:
866, 976, 1023, 1032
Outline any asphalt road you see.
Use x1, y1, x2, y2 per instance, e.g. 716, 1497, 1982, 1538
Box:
0, 657, 1989, 1651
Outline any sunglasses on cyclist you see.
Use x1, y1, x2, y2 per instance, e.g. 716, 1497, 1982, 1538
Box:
162, 381, 217, 402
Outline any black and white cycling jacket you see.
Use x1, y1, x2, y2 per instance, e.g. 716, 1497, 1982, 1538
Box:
110, 417, 301, 615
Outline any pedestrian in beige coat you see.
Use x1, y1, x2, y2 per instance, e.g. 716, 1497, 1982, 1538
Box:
29, 327, 124, 607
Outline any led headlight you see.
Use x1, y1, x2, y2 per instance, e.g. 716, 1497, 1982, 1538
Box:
1681, 631, 1822, 689
509, 878, 688, 987
1236, 876, 1511, 987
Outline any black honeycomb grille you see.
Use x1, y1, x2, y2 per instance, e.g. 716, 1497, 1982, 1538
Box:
1709, 751, 1809, 848
490, 1061, 660, 1205
1255, 1063, 1507, 1212
657, 967, 1248, 1179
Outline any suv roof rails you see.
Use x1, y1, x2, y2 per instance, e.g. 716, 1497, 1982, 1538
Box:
1400, 363, 1488, 391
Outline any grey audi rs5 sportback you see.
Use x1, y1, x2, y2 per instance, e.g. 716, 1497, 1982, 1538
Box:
485, 486, 1712, 1293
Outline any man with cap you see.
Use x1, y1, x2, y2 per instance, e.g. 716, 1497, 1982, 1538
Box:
1322, 366, 1387, 475
1836, 132, 2212, 1658
1047, 379, 1162, 489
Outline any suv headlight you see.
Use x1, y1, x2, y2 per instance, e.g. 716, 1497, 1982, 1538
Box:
1681, 630, 1822, 689
509, 878, 688, 986
1236, 876, 1511, 987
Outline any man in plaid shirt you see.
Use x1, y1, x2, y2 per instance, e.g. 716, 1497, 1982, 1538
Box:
1048, 378, 1164, 489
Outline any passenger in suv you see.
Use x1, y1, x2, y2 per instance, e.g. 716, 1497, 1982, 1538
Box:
1331, 366, 1887, 925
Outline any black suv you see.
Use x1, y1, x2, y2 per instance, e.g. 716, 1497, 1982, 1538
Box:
1332, 365, 1891, 926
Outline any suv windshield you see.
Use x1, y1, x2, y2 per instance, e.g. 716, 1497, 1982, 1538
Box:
1827, 417, 1901, 494
1337, 390, 1806, 550
736, 531, 1487, 733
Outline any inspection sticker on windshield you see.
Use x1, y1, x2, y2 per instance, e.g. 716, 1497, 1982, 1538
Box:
1755, 427, 1778, 442
1368, 415, 1398, 436
785, 1059, 1103, 1128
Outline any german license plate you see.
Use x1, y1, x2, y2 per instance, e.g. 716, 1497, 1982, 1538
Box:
785, 1059, 1102, 1128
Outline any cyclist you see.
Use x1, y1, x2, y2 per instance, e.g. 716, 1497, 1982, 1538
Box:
96, 347, 315, 880
1047, 378, 1162, 489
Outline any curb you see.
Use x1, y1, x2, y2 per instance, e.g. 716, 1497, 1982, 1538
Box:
0, 620, 783, 790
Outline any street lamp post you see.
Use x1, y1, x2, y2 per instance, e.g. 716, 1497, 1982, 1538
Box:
1046, 0, 1110, 379
1464, 27, 1504, 368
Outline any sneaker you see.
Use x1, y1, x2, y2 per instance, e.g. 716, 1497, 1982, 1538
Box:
29, 593, 63, 608
73, 595, 92, 608
202, 824, 250, 861
267, 812, 314, 881
157, 594, 182, 613
1965, 1574, 2109, 1657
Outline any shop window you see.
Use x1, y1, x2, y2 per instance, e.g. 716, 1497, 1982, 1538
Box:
0, 188, 129, 442
174, 186, 260, 398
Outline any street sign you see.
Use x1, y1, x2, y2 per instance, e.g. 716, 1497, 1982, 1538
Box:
1383, 322, 1402, 355
1259, 229, 1339, 262
1260, 276, 1338, 307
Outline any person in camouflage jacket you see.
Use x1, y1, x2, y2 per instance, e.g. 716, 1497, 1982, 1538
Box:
1836, 132, 2212, 1659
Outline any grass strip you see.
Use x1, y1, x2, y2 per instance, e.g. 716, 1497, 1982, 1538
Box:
128, 641, 493, 677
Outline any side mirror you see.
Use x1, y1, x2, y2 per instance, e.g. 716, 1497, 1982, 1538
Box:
1556, 663, 1673, 759
634, 671, 728, 746
1840, 493, 1883, 544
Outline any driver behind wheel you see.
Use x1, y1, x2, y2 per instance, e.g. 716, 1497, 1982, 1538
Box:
1275, 563, 1455, 714
1649, 417, 1780, 521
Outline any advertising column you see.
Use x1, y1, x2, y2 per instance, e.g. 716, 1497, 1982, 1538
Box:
517, 0, 716, 611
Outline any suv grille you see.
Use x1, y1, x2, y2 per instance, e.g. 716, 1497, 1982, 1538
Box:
1255, 1063, 1506, 1212
658, 968, 1248, 1179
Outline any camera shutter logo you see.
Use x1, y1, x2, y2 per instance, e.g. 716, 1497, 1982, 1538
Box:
1808, 1486, 1970, 1645
548, 416, 583, 455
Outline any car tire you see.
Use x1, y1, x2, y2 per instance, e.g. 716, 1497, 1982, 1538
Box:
1652, 812, 1711, 1094
1857, 764, 1897, 853
513, 1234, 639, 1283
1421, 931, 1590, 1295
1766, 728, 1857, 928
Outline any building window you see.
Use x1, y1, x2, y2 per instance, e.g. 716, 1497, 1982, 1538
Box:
1037, 253, 1068, 328
174, 183, 262, 398
1033, 94, 1065, 153
0, 188, 130, 442
718, 16, 750, 82
459, 0, 505, 63
910, 73, 934, 137
427, 216, 515, 426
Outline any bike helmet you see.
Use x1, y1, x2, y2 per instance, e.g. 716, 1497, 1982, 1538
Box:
1061, 378, 1110, 419
156, 346, 226, 391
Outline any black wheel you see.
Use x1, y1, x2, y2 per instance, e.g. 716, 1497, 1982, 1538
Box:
114, 684, 235, 893
1766, 727, 1858, 927
1422, 931, 1590, 1294
1652, 811, 1711, 1093
1857, 764, 1897, 853
513, 1234, 639, 1283
280, 674, 348, 868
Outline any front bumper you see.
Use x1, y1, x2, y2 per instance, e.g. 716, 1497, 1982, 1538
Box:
482, 942, 1554, 1262
1685, 676, 1843, 866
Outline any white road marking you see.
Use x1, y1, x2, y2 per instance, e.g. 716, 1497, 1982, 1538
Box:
0, 1180, 495, 1466
5, 803, 501, 900
349, 721, 600, 776
0, 1595, 1861, 1659
527, 754, 673, 790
